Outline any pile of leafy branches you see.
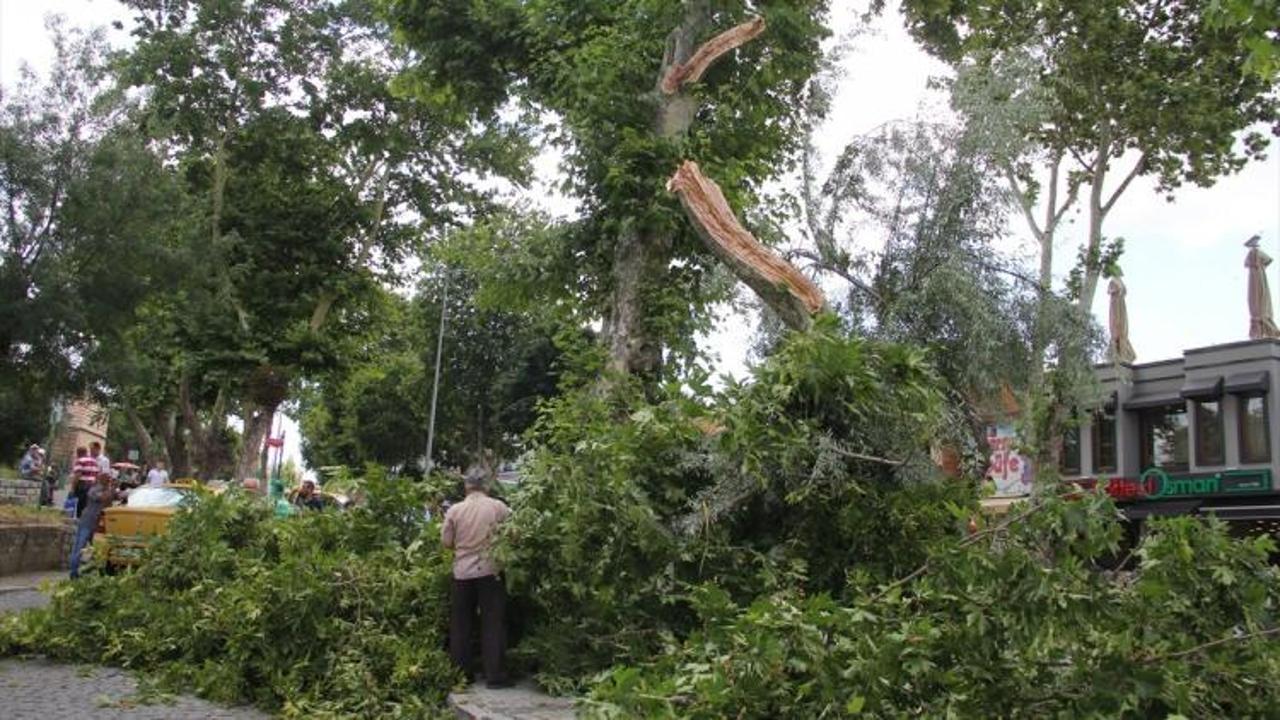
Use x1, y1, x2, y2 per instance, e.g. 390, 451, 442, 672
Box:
587, 492, 1280, 718
499, 317, 977, 687
0, 473, 457, 719
501, 319, 1280, 717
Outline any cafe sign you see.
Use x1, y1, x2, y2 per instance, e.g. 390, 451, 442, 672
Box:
1105, 468, 1273, 501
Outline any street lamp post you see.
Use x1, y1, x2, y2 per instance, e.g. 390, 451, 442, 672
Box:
425, 269, 449, 473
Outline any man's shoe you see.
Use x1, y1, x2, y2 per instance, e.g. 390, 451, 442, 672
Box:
485, 678, 516, 689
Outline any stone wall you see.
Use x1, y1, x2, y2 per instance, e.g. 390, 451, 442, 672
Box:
0, 478, 42, 506
0, 523, 74, 575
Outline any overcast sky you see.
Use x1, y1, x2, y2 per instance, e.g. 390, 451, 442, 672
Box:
4, 0, 1279, 468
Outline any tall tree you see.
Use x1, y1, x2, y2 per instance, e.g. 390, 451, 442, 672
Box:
117, 0, 528, 479
898, 0, 1279, 317
0, 21, 139, 456
385, 0, 832, 381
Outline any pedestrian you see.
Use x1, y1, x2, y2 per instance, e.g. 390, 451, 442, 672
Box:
18, 444, 43, 480
293, 479, 325, 510
69, 472, 114, 579
146, 458, 170, 486
71, 447, 98, 518
441, 466, 513, 688
90, 441, 112, 478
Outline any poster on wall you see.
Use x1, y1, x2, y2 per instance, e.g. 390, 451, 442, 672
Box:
986, 424, 1033, 497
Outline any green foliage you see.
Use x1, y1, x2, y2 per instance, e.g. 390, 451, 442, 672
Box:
0, 474, 458, 719
587, 492, 1280, 718
1208, 0, 1280, 80
299, 272, 566, 472
499, 320, 975, 687
384, 0, 834, 376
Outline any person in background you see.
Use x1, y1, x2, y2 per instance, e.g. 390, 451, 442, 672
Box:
90, 441, 112, 479
71, 447, 98, 518
146, 458, 170, 486
69, 472, 115, 579
18, 444, 43, 480
442, 467, 513, 688
294, 479, 325, 511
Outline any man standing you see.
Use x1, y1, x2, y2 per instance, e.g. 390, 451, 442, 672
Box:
90, 441, 112, 478
69, 473, 114, 579
146, 459, 170, 486
441, 468, 513, 688
71, 447, 99, 518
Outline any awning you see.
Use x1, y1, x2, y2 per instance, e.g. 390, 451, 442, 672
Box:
1181, 376, 1223, 400
1225, 371, 1270, 395
1123, 392, 1185, 410
1122, 499, 1202, 519
1200, 503, 1280, 521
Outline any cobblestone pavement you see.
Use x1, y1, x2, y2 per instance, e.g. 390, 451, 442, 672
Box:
1, 573, 271, 719
0, 570, 65, 615
449, 681, 576, 720
0, 659, 271, 720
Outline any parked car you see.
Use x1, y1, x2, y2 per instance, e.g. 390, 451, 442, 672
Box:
91, 483, 200, 570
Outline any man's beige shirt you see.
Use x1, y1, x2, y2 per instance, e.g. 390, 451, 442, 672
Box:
441, 492, 511, 580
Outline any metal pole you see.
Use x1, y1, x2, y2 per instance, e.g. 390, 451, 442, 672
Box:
425, 269, 449, 473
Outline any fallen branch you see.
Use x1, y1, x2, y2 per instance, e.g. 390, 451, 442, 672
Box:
1142, 626, 1280, 664
661, 16, 767, 94
668, 160, 826, 330
870, 494, 1060, 602
829, 444, 903, 467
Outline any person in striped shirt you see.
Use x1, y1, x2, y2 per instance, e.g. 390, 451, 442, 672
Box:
71, 447, 99, 518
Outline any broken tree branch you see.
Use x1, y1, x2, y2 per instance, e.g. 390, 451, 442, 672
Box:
661, 16, 766, 95
668, 161, 826, 330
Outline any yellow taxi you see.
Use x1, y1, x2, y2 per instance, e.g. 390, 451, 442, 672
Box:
91, 483, 201, 569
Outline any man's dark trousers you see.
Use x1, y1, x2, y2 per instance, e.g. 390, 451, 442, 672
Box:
449, 574, 507, 683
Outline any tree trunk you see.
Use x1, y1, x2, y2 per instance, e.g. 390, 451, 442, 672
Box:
233, 365, 288, 482
1077, 133, 1113, 313
158, 407, 190, 477
124, 405, 154, 463
603, 0, 711, 379
235, 403, 276, 482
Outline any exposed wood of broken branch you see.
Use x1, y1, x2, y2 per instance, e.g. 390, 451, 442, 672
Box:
668, 161, 826, 330
661, 16, 766, 95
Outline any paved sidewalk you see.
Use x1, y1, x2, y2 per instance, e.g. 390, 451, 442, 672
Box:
449, 681, 576, 720
0, 570, 64, 615
0, 659, 270, 720
0, 572, 270, 719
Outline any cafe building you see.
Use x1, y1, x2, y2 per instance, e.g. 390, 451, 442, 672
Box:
1060, 338, 1280, 525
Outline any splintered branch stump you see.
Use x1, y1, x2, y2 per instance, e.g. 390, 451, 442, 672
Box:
668, 161, 825, 330
661, 16, 766, 94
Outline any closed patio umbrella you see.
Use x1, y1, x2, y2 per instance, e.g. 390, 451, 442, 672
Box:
1108, 273, 1137, 364
1245, 235, 1279, 340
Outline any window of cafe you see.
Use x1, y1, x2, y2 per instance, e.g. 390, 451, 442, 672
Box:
1092, 410, 1117, 473
1193, 399, 1224, 466
1060, 426, 1081, 475
1239, 395, 1270, 464
1140, 404, 1189, 471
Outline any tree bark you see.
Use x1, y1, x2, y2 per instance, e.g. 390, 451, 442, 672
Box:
668, 161, 825, 329
235, 402, 276, 482
604, 0, 712, 379
1077, 131, 1113, 312
233, 365, 288, 482
124, 404, 154, 463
